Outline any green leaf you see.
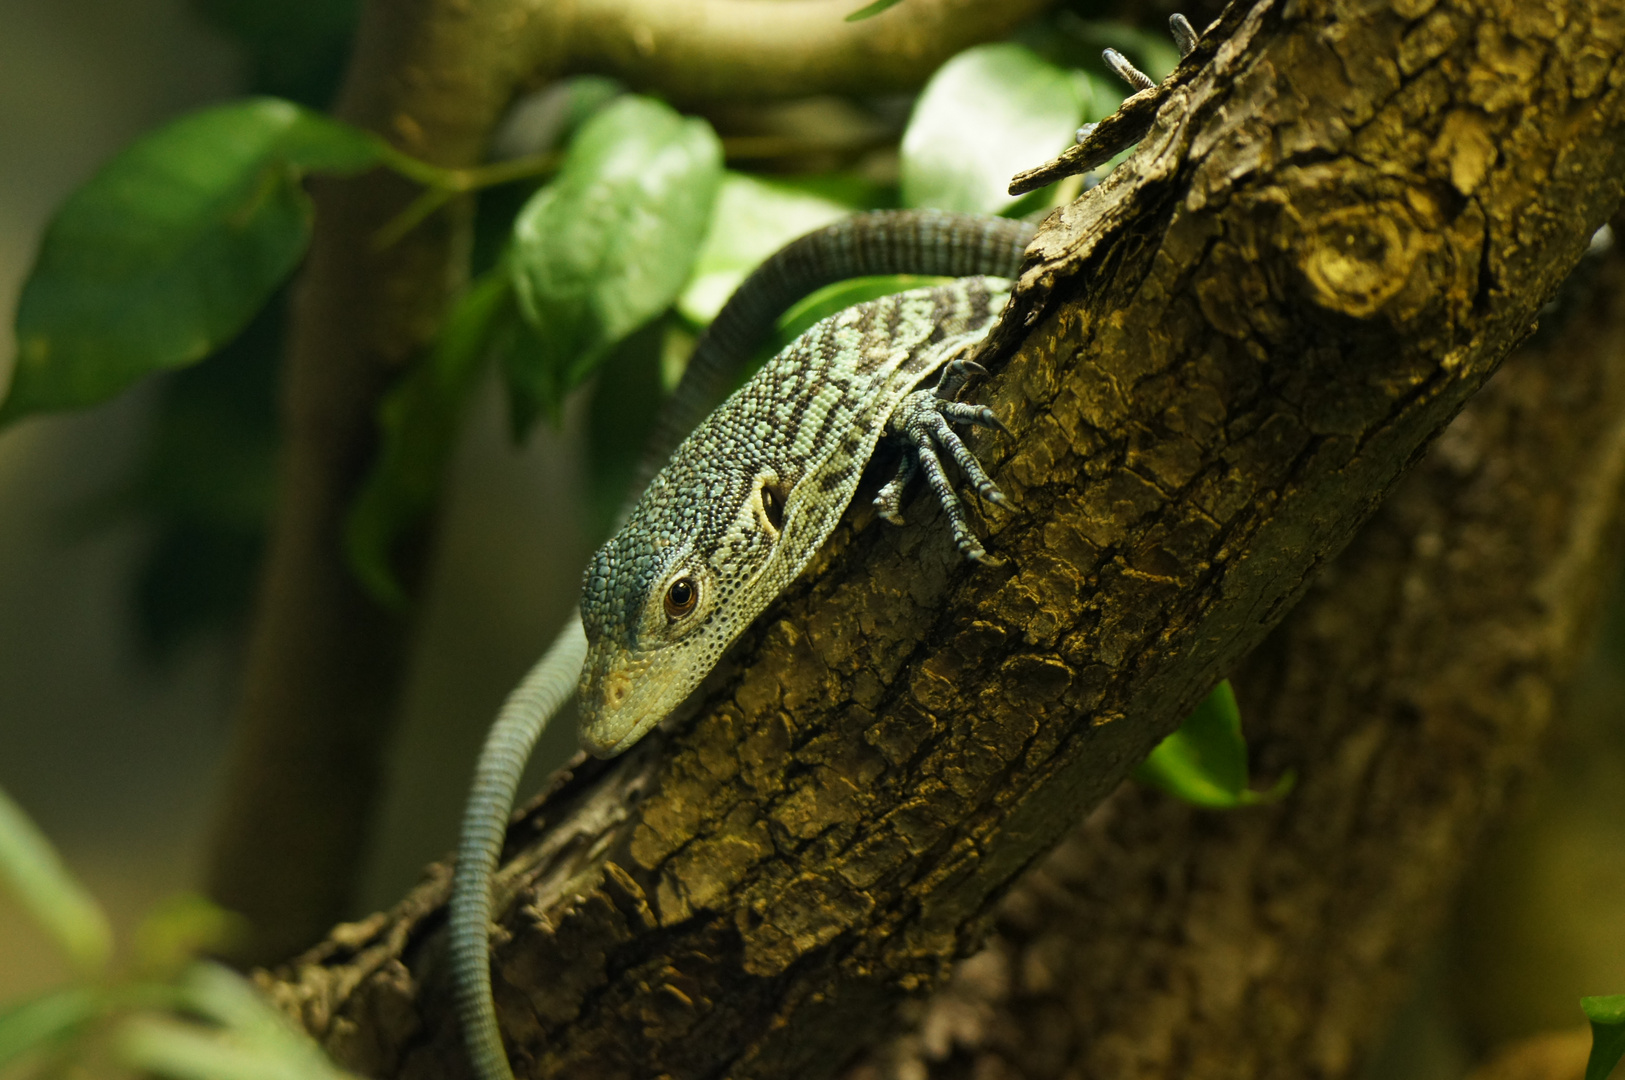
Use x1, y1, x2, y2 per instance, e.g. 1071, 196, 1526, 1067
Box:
118, 1017, 354, 1080
1132, 681, 1295, 809
346, 270, 515, 606
900, 43, 1088, 215
845, 0, 905, 21
117, 962, 358, 1080
506, 95, 723, 436
173, 962, 292, 1038
0, 987, 103, 1071
1583, 995, 1625, 1080
676, 172, 851, 327
133, 895, 248, 978
3, 98, 386, 425
0, 785, 112, 972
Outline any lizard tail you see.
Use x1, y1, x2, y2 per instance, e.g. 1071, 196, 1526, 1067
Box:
449, 614, 589, 1080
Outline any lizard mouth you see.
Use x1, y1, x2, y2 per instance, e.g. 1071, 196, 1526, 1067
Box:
577, 652, 672, 758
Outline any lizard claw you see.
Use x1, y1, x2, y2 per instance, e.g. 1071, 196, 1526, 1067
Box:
882, 386, 1009, 559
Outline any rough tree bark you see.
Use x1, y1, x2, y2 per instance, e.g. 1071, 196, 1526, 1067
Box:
205, 0, 1053, 964
256, 0, 1625, 1077
838, 227, 1625, 1080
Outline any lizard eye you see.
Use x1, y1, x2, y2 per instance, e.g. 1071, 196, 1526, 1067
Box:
664, 576, 698, 619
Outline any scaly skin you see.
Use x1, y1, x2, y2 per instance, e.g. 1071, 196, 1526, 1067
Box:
579, 275, 1013, 756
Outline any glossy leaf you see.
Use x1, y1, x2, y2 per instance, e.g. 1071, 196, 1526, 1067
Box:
1133, 681, 1295, 809
0, 785, 112, 971
677, 172, 851, 327
900, 43, 1087, 214
1583, 995, 1625, 1080
3, 98, 385, 425
346, 270, 515, 606
507, 95, 723, 436
0, 987, 102, 1071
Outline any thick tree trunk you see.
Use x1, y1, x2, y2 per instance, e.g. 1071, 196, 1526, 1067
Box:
257, 0, 1625, 1076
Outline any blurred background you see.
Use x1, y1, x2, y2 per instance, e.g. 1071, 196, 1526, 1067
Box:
0, 0, 590, 1001
0, 2, 1621, 1077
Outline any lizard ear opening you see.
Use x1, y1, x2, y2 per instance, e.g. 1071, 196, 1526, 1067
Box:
759, 479, 787, 535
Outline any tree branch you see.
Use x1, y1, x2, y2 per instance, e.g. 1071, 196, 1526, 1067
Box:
839, 225, 1625, 1080
208, 0, 1053, 962
254, 1, 1625, 1075
549, 0, 1055, 103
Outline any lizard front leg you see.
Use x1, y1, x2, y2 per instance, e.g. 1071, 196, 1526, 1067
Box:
876, 357, 1009, 561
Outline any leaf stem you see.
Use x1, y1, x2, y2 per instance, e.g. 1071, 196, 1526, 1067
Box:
372, 150, 564, 249
372, 131, 886, 249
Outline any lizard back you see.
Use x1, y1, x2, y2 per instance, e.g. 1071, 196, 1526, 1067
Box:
578, 275, 1012, 755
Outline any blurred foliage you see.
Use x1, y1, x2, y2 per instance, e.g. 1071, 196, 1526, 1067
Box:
4, 2, 1168, 655
0, 788, 112, 974
505, 95, 724, 435
677, 172, 851, 326
125, 0, 361, 652
0, 99, 385, 425
845, 0, 907, 21
188, 0, 358, 108
584, 318, 672, 539
900, 43, 1088, 214
1133, 681, 1295, 809
0, 784, 358, 1080
345, 270, 530, 607
129, 293, 281, 656
1583, 995, 1625, 1080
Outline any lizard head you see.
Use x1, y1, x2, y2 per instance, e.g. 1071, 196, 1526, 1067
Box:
576, 459, 792, 757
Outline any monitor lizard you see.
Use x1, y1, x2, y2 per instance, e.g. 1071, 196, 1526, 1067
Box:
447, 19, 1199, 1079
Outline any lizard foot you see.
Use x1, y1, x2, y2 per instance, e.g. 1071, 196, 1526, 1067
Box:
877, 380, 1008, 561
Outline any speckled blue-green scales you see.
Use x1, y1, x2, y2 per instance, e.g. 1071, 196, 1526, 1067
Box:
578, 275, 1013, 755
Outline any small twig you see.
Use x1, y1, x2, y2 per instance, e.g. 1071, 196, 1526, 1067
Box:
1007, 11, 1209, 197
1008, 88, 1165, 196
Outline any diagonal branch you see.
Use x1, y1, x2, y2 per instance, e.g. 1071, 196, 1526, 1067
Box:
549, 0, 1056, 103
841, 223, 1625, 1080
257, 1, 1625, 1077
207, 0, 1055, 963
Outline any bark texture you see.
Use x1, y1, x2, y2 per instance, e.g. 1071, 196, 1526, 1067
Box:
839, 231, 1625, 1080
257, 0, 1625, 1076
206, 0, 1053, 963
